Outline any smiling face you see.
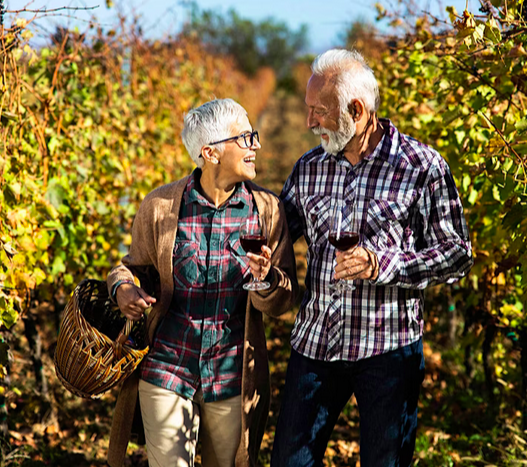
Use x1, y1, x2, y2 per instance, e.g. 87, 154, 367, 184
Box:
306, 74, 356, 155
215, 114, 261, 187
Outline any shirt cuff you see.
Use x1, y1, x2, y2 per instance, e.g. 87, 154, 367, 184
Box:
111, 279, 135, 301
369, 249, 401, 286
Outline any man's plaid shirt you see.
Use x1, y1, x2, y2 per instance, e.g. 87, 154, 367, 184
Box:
140, 171, 257, 402
280, 119, 473, 362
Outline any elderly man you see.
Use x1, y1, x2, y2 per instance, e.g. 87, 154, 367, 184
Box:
107, 98, 297, 467
272, 49, 473, 466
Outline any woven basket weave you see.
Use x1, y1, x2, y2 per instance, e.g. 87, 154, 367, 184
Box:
54, 279, 149, 399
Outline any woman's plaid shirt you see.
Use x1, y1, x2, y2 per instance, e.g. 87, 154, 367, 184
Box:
280, 119, 473, 362
140, 172, 257, 402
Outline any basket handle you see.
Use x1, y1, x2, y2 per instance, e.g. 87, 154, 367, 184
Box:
115, 319, 134, 346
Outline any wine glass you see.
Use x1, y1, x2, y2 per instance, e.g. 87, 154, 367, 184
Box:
239, 216, 271, 291
328, 200, 360, 292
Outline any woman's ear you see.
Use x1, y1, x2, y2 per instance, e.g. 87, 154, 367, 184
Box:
201, 146, 220, 165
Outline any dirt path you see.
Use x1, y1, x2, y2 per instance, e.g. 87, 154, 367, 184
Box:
256, 89, 318, 195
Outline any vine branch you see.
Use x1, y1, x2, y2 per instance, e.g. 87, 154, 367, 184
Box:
5, 6, 99, 14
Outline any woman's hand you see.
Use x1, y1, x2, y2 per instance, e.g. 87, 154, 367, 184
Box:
115, 283, 156, 320
247, 245, 272, 282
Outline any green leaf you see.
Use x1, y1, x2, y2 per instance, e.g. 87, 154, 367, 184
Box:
455, 130, 466, 145
0, 306, 18, 329
51, 255, 66, 275
446, 5, 458, 23
7, 183, 21, 197
515, 119, 527, 131
63, 273, 74, 286
492, 184, 501, 201
48, 136, 60, 155
468, 189, 478, 205
503, 158, 514, 173
45, 179, 68, 209
484, 19, 502, 43
462, 174, 471, 192
43, 220, 62, 230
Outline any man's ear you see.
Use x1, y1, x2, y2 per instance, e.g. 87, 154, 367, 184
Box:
348, 100, 364, 121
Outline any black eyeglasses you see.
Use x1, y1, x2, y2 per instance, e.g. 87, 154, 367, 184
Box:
209, 130, 260, 149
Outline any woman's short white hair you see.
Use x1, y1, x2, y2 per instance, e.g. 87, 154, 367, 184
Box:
182, 98, 247, 168
312, 48, 380, 114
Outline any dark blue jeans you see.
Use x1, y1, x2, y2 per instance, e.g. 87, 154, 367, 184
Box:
271, 339, 425, 467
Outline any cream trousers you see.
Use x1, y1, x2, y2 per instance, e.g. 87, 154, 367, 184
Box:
138, 379, 242, 467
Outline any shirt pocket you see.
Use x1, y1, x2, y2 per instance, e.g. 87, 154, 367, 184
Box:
173, 240, 202, 289
363, 198, 410, 250
225, 236, 251, 289
303, 195, 331, 245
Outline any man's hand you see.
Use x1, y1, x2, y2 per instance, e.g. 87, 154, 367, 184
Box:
334, 246, 379, 282
247, 245, 272, 282
116, 283, 156, 320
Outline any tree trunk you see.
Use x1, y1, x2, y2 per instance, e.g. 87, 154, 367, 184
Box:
482, 324, 496, 402
23, 313, 48, 397
520, 328, 527, 430
447, 286, 457, 348
0, 331, 10, 437
462, 306, 474, 380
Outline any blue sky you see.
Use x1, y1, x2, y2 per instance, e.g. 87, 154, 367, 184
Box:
11, 0, 474, 53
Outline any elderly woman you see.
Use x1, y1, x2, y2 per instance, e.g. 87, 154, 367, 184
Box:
106, 98, 298, 467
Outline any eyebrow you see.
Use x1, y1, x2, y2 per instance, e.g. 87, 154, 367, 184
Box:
305, 104, 328, 113
304, 99, 327, 109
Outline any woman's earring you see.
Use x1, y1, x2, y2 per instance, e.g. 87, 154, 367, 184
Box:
211, 157, 219, 164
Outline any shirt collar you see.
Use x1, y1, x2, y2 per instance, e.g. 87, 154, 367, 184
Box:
366, 118, 400, 168
318, 118, 400, 168
184, 169, 251, 209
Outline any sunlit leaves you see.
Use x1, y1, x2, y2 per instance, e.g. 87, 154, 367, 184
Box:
373, 0, 527, 347
0, 25, 268, 338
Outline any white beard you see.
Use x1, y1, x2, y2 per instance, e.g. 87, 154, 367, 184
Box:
312, 113, 356, 155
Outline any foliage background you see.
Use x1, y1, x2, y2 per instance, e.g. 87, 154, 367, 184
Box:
1, 0, 527, 465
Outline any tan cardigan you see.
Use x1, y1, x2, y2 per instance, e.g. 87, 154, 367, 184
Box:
106, 176, 298, 467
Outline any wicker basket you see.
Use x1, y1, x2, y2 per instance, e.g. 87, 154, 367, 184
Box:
54, 279, 149, 399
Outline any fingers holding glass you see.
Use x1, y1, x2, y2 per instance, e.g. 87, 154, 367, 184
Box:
247, 245, 272, 281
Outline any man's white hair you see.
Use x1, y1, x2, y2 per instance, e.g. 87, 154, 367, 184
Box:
311, 48, 380, 114
182, 98, 247, 168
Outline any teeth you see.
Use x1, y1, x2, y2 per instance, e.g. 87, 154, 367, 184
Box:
244, 157, 255, 162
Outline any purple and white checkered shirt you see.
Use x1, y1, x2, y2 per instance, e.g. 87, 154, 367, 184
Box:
280, 119, 473, 362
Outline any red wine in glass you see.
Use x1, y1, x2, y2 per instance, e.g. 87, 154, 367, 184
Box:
329, 201, 359, 292
240, 235, 267, 254
239, 217, 271, 291
328, 232, 359, 251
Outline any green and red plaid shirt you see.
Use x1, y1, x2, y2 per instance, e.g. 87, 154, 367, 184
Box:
140, 170, 258, 402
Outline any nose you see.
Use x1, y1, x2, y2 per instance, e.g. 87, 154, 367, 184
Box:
252, 138, 261, 150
